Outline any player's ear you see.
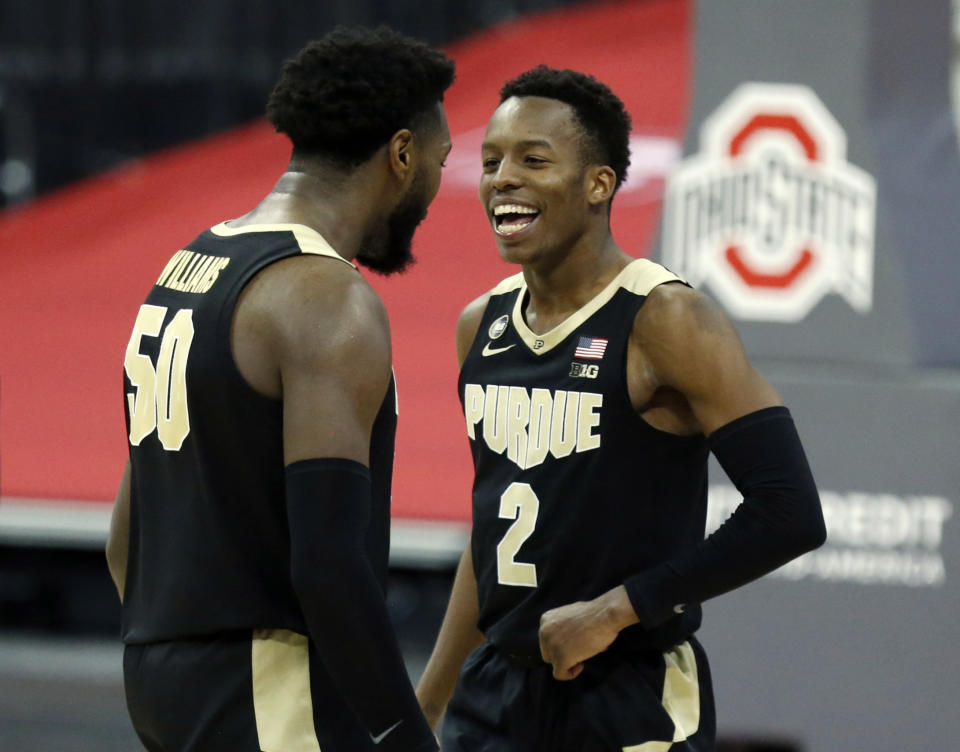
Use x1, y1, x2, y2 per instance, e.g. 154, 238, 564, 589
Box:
388, 129, 415, 180
585, 165, 616, 206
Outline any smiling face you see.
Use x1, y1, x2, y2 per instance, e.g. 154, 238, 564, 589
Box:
479, 96, 612, 268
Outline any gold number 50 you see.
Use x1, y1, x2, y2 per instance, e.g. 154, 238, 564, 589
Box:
124, 304, 195, 451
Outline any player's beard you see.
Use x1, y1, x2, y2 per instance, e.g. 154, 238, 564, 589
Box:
356, 171, 429, 276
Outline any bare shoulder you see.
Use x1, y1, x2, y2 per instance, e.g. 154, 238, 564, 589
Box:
281, 256, 386, 351
234, 254, 391, 399
455, 291, 492, 367
634, 282, 738, 350
250, 255, 389, 370
247, 256, 392, 464
632, 282, 781, 434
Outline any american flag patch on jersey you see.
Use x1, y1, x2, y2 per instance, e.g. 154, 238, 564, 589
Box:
574, 336, 608, 360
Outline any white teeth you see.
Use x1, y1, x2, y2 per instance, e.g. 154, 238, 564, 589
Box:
493, 204, 539, 216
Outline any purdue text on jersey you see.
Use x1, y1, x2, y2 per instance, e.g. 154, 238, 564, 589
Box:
463, 384, 602, 471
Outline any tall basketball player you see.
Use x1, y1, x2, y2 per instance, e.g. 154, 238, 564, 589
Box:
416, 66, 826, 751
106, 27, 453, 752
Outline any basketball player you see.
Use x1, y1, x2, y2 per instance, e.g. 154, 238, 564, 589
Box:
415, 67, 827, 751
105, 27, 453, 752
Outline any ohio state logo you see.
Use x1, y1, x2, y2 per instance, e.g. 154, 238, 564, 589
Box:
663, 83, 876, 321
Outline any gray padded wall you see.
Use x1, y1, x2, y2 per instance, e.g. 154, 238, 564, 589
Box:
657, 1, 960, 748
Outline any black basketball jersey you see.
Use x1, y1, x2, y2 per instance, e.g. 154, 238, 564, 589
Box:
121, 222, 397, 644
459, 259, 710, 652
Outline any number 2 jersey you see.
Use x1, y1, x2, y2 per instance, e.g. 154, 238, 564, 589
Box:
120, 222, 397, 644
460, 259, 709, 653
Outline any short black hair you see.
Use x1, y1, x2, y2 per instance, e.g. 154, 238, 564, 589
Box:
500, 66, 632, 193
267, 26, 455, 167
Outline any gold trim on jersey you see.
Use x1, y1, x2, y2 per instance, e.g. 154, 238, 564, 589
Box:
210, 222, 354, 267
251, 629, 323, 752
500, 259, 683, 356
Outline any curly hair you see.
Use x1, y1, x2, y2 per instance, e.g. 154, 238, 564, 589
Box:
267, 26, 455, 167
500, 66, 632, 193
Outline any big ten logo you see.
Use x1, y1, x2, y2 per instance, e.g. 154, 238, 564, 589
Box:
663, 83, 876, 322
569, 363, 599, 379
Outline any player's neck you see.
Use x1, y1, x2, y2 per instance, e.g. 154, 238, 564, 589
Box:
230, 166, 384, 261
521, 236, 629, 333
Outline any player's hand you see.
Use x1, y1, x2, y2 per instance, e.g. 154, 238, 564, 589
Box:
538, 586, 639, 681
538, 601, 616, 680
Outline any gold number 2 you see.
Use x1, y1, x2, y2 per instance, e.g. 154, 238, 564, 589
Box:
124, 304, 195, 451
496, 482, 540, 587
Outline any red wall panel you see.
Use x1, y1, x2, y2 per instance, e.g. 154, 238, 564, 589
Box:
0, 0, 691, 522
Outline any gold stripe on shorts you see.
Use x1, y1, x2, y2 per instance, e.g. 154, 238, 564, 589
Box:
251, 628, 322, 752
622, 641, 700, 751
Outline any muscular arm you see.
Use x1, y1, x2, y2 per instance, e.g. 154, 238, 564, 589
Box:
622, 285, 825, 624
267, 257, 436, 751
415, 294, 489, 728
539, 284, 826, 678
105, 460, 131, 601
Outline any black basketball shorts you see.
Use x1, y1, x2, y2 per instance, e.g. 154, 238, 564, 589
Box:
442, 637, 715, 752
123, 628, 376, 752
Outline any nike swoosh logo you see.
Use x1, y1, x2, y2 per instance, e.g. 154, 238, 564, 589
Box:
370, 719, 404, 744
482, 342, 516, 357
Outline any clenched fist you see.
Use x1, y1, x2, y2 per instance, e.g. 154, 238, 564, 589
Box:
537, 585, 638, 680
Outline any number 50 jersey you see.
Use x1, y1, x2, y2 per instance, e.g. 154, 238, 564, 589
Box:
460, 259, 710, 653
120, 222, 397, 644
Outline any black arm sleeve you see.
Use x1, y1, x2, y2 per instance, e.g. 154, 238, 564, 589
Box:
624, 406, 827, 629
285, 458, 437, 752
